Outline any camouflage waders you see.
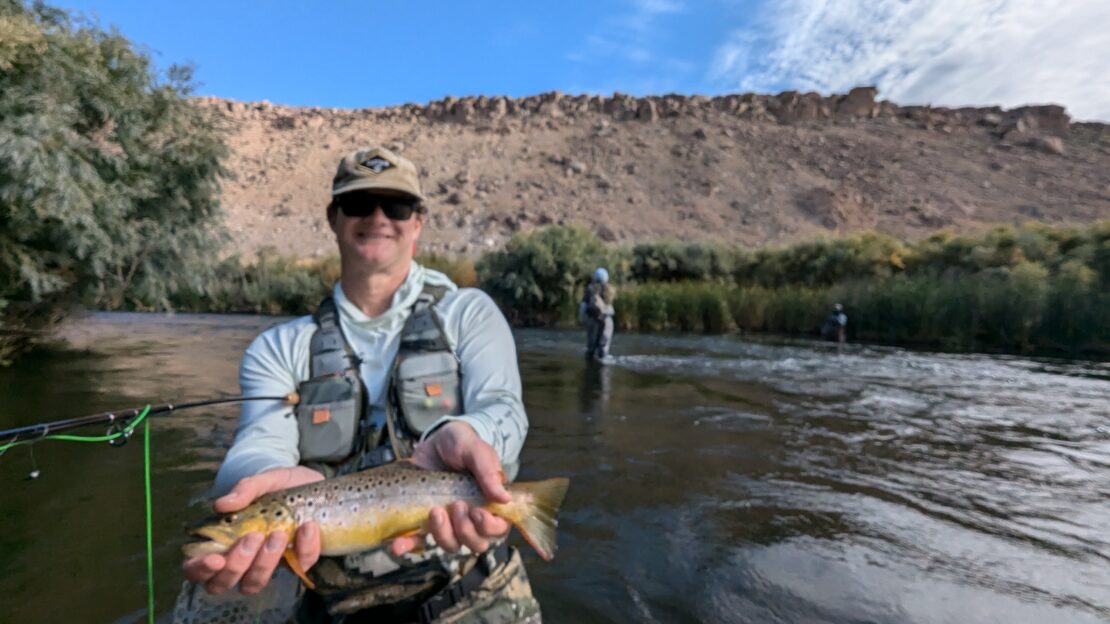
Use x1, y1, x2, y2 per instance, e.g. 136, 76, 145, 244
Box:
424, 548, 541, 624
171, 567, 302, 624
585, 316, 612, 360
171, 546, 540, 623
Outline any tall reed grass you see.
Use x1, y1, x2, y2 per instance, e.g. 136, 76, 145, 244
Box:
613, 269, 1109, 354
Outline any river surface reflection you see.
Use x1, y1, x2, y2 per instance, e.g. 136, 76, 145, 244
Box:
1, 312, 1108, 623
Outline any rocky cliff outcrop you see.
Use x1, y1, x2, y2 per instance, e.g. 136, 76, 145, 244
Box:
192, 88, 1109, 258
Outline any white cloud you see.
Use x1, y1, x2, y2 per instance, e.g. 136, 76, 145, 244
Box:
570, 0, 686, 65
710, 0, 1110, 121
619, 0, 684, 34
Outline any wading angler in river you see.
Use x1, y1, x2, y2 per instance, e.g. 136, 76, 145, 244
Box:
177, 146, 565, 623
579, 267, 616, 363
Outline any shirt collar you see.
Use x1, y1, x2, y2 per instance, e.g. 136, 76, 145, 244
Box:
332, 261, 428, 328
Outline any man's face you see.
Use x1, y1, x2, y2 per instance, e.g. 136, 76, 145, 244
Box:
329, 191, 424, 273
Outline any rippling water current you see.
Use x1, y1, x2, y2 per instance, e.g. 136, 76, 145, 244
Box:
1, 313, 1108, 623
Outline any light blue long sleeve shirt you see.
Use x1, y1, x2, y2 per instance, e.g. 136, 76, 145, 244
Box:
213, 262, 528, 495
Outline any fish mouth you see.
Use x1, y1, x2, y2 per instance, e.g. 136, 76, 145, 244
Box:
181, 515, 239, 557
190, 524, 238, 544
181, 538, 231, 558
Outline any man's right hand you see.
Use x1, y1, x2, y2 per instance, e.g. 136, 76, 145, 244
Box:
182, 466, 325, 595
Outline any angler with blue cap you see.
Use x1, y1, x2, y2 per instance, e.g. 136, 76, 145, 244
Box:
579, 267, 616, 362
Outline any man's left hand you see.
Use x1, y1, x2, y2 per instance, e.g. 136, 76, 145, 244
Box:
391, 421, 512, 556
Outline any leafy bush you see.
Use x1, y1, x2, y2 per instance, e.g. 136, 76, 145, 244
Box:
419, 253, 477, 288
169, 251, 333, 316
736, 232, 908, 287
627, 242, 739, 283
471, 222, 1109, 354
477, 226, 614, 325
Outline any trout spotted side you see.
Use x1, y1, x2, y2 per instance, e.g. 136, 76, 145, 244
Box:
183, 462, 570, 588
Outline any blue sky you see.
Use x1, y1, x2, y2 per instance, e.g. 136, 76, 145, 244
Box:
58, 0, 1110, 120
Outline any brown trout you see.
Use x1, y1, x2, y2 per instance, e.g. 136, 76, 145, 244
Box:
183, 462, 570, 588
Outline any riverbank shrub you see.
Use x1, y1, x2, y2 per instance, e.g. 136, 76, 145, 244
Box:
0, 1, 227, 361
84, 219, 1109, 356
627, 242, 740, 283
611, 270, 1108, 355
477, 226, 616, 325
420, 253, 478, 289
469, 222, 1108, 355
168, 252, 334, 316
162, 252, 475, 316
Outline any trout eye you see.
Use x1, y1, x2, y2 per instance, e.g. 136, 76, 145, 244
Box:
222, 514, 236, 524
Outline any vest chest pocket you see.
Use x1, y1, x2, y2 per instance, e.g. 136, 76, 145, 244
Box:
295, 372, 361, 463
395, 351, 463, 435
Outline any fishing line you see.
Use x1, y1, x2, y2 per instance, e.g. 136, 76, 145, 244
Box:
27, 444, 39, 480
0, 433, 17, 460
0, 394, 297, 449
0, 404, 153, 452
1, 405, 155, 621
0, 393, 298, 623
144, 415, 154, 624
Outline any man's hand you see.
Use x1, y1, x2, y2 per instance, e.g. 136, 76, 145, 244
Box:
182, 466, 324, 595
392, 421, 512, 557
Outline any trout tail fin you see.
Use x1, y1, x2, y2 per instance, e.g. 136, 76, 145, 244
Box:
494, 477, 570, 561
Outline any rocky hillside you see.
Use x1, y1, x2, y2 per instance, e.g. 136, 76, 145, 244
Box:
195, 87, 1110, 258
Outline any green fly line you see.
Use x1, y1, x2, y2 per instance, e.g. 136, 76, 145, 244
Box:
0, 405, 157, 624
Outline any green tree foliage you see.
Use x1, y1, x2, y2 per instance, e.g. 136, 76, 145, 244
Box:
741, 232, 908, 287
0, 1, 227, 354
476, 225, 614, 325
478, 222, 1108, 355
627, 241, 740, 283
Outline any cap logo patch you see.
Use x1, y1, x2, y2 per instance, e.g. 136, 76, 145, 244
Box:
361, 156, 393, 173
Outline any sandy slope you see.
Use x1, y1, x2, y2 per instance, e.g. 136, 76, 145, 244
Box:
195, 88, 1110, 258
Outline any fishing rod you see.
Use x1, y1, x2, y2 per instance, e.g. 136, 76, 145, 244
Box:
0, 392, 300, 624
0, 393, 300, 450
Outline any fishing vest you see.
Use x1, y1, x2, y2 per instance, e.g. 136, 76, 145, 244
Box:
294, 284, 463, 475
294, 284, 490, 614
583, 282, 613, 319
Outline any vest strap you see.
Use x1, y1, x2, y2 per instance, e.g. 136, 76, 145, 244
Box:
386, 284, 456, 459
310, 296, 360, 376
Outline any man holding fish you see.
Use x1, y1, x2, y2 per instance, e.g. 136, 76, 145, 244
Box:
178, 147, 566, 623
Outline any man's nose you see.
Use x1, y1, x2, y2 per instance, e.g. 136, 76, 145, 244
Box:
366, 204, 391, 223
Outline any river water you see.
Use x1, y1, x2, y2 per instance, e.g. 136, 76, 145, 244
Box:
1, 313, 1108, 623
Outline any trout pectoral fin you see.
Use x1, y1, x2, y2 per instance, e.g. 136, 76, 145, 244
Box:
283, 549, 316, 590
389, 527, 425, 539
386, 527, 428, 554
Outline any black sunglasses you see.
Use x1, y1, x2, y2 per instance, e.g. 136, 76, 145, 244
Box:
335, 194, 418, 220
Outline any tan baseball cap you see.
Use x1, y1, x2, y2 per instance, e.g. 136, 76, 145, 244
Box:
331, 146, 425, 201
